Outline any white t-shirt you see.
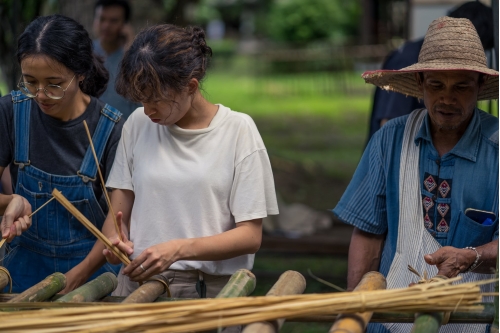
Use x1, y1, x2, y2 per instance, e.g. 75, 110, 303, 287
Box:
106, 104, 279, 275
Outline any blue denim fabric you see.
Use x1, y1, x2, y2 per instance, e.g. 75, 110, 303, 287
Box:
4, 90, 122, 292
333, 109, 498, 333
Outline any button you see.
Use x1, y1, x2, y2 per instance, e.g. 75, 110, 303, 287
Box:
432, 195, 437, 200
436, 159, 441, 165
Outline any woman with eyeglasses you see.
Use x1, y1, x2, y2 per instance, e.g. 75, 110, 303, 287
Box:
0, 14, 124, 293
101, 24, 278, 316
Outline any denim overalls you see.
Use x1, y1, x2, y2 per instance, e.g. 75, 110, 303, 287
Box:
4, 91, 121, 292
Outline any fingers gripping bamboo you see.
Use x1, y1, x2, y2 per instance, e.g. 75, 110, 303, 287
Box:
82, 120, 122, 242
52, 189, 130, 265
0, 196, 56, 246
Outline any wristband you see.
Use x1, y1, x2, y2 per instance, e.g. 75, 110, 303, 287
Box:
463, 247, 481, 273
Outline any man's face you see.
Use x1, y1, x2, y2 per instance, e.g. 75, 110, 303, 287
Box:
94, 5, 126, 43
417, 70, 485, 132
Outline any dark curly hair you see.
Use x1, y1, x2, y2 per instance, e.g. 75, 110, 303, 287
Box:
17, 14, 109, 97
116, 24, 212, 103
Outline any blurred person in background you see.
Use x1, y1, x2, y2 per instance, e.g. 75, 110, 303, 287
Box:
93, 0, 140, 119
367, 1, 494, 142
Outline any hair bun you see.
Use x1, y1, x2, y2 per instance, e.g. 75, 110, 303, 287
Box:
190, 26, 212, 57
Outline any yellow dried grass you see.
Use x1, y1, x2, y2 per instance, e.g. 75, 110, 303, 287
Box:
0, 277, 495, 333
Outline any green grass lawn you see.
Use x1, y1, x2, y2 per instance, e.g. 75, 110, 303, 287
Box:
202, 70, 372, 210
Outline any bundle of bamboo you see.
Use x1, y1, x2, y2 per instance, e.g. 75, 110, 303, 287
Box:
0, 277, 494, 333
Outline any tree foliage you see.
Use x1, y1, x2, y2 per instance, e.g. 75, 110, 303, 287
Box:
266, 0, 361, 44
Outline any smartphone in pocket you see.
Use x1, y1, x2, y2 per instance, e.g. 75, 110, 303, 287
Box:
465, 208, 496, 225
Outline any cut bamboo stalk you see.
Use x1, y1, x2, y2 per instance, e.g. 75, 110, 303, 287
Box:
122, 275, 170, 303
242, 270, 306, 333
329, 271, 387, 333
0, 267, 11, 292
7, 272, 66, 303
55, 272, 118, 303
51, 189, 130, 266
410, 276, 449, 333
82, 120, 121, 241
215, 269, 256, 298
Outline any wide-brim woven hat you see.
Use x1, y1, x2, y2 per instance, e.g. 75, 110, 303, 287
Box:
362, 16, 498, 101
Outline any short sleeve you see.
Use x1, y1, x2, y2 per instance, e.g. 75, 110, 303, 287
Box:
106, 124, 134, 191
333, 134, 388, 234
230, 149, 279, 222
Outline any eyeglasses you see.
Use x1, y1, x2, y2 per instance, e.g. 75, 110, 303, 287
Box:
17, 75, 76, 100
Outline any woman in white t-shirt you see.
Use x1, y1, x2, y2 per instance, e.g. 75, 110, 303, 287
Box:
102, 24, 279, 299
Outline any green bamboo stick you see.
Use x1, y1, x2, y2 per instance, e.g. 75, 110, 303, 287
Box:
7, 273, 66, 303
216, 269, 256, 298
55, 272, 117, 303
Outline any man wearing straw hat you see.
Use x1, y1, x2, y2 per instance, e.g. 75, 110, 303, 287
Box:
334, 16, 498, 333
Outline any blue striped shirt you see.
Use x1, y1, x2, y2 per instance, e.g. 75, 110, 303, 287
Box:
334, 108, 499, 278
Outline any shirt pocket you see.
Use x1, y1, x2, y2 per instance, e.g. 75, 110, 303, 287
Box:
452, 210, 498, 248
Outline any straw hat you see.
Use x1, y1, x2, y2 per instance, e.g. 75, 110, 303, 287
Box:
362, 16, 499, 101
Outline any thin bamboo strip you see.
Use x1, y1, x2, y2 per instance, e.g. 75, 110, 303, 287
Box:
28, 196, 56, 219
0, 196, 56, 248
82, 120, 121, 242
0, 278, 494, 332
51, 189, 130, 266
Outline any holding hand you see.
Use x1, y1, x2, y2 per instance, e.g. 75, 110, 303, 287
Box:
1, 194, 32, 242
103, 211, 134, 264
122, 240, 181, 282
424, 246, 476, 278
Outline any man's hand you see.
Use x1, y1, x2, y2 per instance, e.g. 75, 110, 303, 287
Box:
424, 246, 476, 278
1, 194, 32, 242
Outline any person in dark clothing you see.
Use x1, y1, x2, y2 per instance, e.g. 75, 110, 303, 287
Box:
0, 14, 124, 293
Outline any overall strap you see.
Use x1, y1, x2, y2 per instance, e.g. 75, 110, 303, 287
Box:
78, 104, 122, 182
11, 90, 32, 168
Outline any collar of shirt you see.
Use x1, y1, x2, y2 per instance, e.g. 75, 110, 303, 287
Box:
414, 108, 481, 162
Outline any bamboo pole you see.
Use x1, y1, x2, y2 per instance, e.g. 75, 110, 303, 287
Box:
55, 272, 118, 303
215, 269, 256, 298
82, 120, 121, 241
0, 267, 10, 292
242, 270, 306, 333
122, 275, 170, 304
410, 276, 449, 333
329, 271, 387, 333
7, 273, 66, 303
290, 303, 495, 323
51, 189, 130, 266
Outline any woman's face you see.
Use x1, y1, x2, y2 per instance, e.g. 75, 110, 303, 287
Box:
20, 55, 82, 120
142, 88, 193, 127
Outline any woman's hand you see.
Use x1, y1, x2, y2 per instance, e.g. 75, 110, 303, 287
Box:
122, 240, 181, 282
103, 211, 134, 264
62, 263, 88, 294
1, 194, 32, 242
